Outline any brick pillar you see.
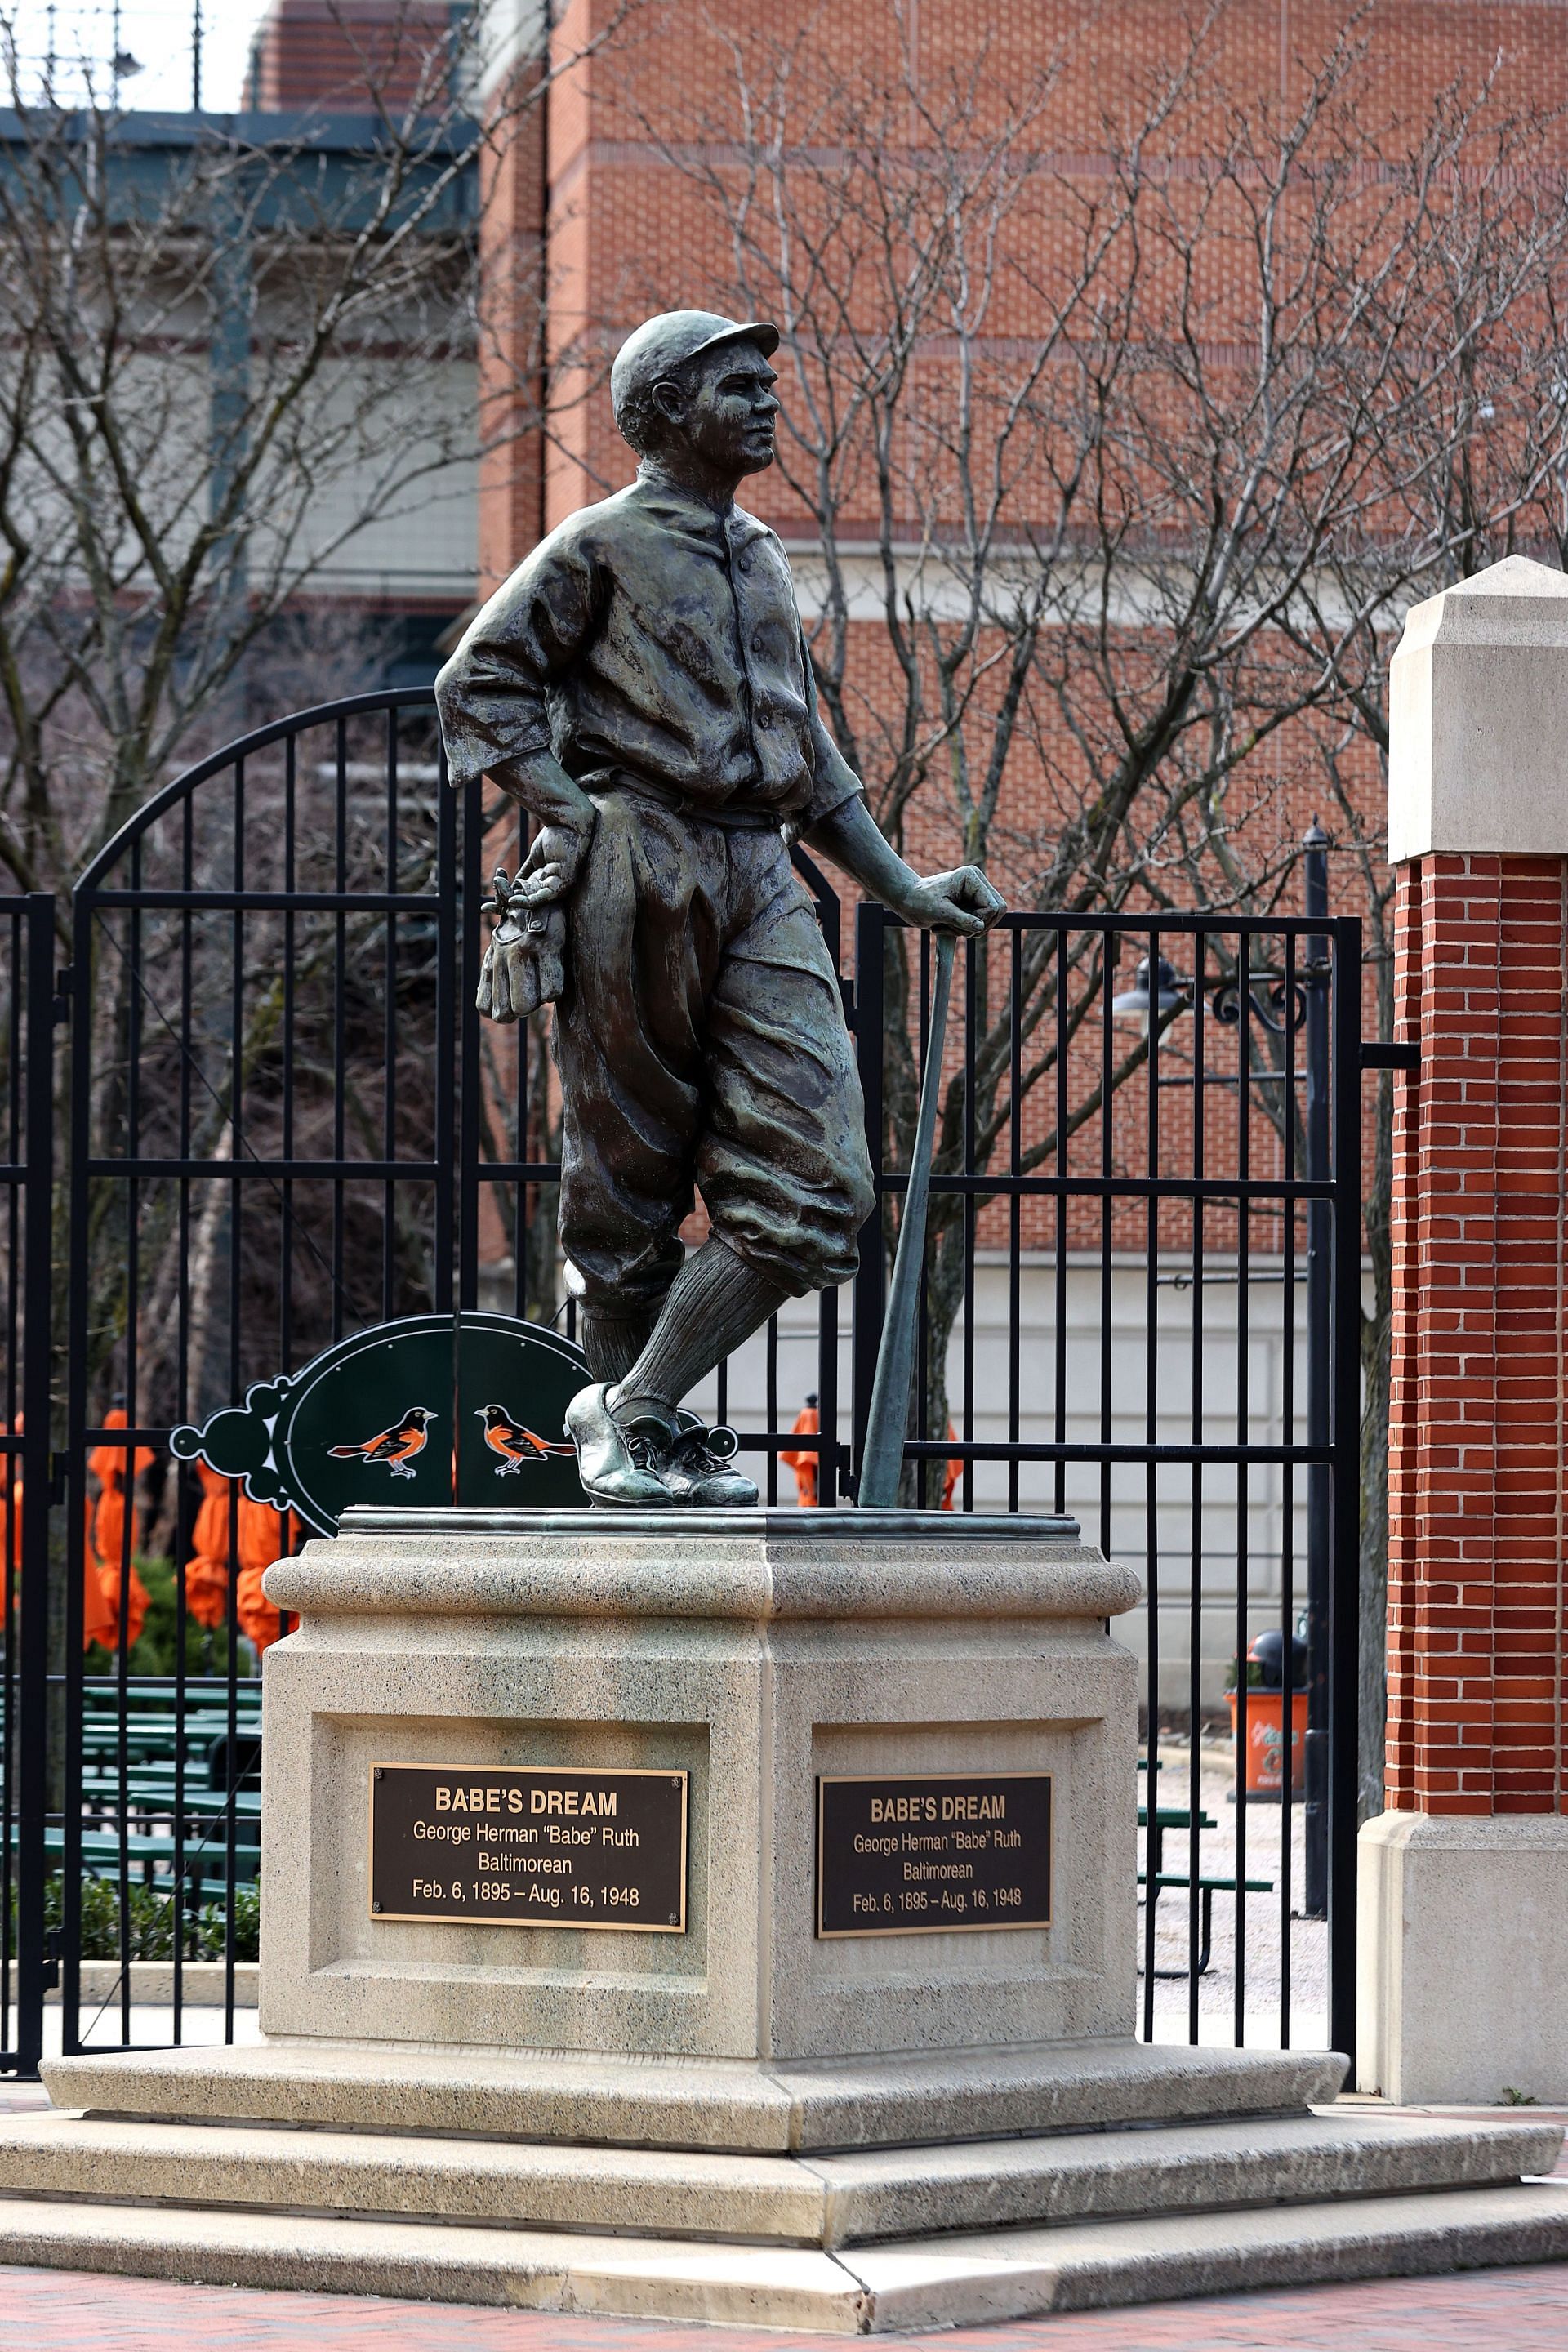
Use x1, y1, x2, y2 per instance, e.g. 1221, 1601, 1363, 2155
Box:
1360, 555, 1568, 2105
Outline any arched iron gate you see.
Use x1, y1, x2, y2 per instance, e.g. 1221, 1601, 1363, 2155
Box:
3, 688, 1369, 2068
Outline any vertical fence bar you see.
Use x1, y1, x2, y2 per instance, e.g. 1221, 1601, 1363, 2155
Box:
173, 787, 196, 2042
1303, 831, 1332, 1918
1187, 933, 1205, 2040
383, 708, 400, 1318
961, 934, 976, 1512
331, 719, 349, 1342
852, 902, 886, 1485
1278, 927, 1298, 2047
915, 930, 931, 1511
1056, 927, 1071, 1526
1234, 934, 1252, 2046
1328, 916, 1364, 2062
225, 760, 247, 2043
0, 908, 19, 2049
61, 888, 95, 2055
432, 738, 457, 1321
12, 897, 57, 2073
1141, 925, 1161, 2036
117, 832, 147, 2047
1097, 937, 1113, 1560
457, 776, 483, 1319
1007, 928, 1022, 1515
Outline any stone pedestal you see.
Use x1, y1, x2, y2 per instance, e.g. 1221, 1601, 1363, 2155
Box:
6, 1506, 1566, 2327
256, 1506, 1135, 2064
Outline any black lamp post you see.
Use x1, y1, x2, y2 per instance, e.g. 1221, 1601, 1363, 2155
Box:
1109, 954, 1189, 1031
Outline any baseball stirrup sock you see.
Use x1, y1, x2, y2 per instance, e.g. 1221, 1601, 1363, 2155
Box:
612, 1240, 788, 1423
579, 1305, 658, 1387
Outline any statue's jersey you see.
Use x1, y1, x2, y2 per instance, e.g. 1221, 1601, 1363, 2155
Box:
436, 470, 862, 832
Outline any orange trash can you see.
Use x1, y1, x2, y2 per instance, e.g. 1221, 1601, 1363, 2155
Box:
1229, 1687, 1309, 1797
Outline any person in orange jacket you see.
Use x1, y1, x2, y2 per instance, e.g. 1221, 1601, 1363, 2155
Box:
182, 1461, 299, 1655
89, 1407, 153, 1650
0, 1421, 118, 1646
781, 1394, 821, 1507
184, 1461, 234, 1632
782, 1397, 964, 1508
234, 1494, 300, 1655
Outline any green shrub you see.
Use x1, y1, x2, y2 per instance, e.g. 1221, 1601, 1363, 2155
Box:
20, 1873, 259, 1964
197, 1882, 260, 1962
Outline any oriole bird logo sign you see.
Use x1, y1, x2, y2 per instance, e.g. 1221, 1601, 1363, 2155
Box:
475, 1402, 575, 1475
328, 1405, 434, 1477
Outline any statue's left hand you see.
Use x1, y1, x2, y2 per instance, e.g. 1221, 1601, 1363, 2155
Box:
514, 817, 594, 904
900, 865, 1006, 937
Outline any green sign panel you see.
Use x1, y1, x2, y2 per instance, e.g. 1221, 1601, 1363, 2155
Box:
170, 1313, 587, 1535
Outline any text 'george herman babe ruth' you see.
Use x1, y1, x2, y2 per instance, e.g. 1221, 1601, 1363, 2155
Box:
435, 310, 1003, 1510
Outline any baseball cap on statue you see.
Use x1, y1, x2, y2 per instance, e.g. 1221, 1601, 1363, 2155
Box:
611, 310, 781, 427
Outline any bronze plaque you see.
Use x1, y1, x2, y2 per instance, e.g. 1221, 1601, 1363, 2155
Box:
369, 1762, 688, 1931
816, 1771, 1052, 1937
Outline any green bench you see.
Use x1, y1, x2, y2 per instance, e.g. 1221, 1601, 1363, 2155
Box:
44, 1827, 260, 1898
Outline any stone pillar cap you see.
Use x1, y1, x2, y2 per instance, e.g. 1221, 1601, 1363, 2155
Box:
1389, 553, 1568, 862
263, 1509, 1138, 1625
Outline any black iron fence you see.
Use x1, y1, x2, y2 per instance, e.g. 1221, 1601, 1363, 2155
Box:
0, 688, 1368, 2069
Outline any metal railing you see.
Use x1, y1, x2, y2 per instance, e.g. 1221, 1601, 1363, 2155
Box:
0, 690, 1364, 2065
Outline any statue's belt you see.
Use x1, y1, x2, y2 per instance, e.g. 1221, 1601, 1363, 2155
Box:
585, 768, 797, 837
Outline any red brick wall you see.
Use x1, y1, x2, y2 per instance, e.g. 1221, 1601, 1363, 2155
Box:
523, 0, 1568, 546
1384, 855, 1568, 1816
476, 54, 549, 596
247, 0, 456, 110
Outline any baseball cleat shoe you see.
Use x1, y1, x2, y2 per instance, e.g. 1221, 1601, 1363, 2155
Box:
564, 1383, 675, 1508
659, 1412, 759, 1508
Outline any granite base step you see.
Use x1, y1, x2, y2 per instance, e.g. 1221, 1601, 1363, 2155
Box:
38, 2035, 1344, 2154
0, 2108, 1555, 2249
0, 2181, 1565, 2330
2, 2038, 1561, 2328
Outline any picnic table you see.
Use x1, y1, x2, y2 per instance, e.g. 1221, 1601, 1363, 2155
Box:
1137, 1802, 1218, 1876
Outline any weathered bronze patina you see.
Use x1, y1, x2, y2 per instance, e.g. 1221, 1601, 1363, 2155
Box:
436, 310, 1003, 1506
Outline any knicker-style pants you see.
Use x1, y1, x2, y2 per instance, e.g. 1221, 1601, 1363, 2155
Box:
554, 786, 874, 1313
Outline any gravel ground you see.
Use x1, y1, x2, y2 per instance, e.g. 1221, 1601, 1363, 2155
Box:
1141, 1735, 1330, 2051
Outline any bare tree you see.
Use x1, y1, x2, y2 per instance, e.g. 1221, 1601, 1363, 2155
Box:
1241, 137, 1568, 1805
0, 1, 634, 1415
609, 10, 1568, 1578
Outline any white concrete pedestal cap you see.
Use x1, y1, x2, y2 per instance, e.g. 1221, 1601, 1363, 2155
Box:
257, 1507, 1140, 2063
1388, 552, 1568, 862
1359, 1811, 1568, 2105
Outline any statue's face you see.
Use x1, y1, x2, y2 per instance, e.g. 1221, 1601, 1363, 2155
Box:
655, 341, 780, 477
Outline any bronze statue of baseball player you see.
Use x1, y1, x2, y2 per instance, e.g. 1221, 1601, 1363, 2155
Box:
436, 311, 1003, 1507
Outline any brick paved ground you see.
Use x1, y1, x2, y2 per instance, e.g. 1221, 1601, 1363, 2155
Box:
4, 2263, 1568, 2352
